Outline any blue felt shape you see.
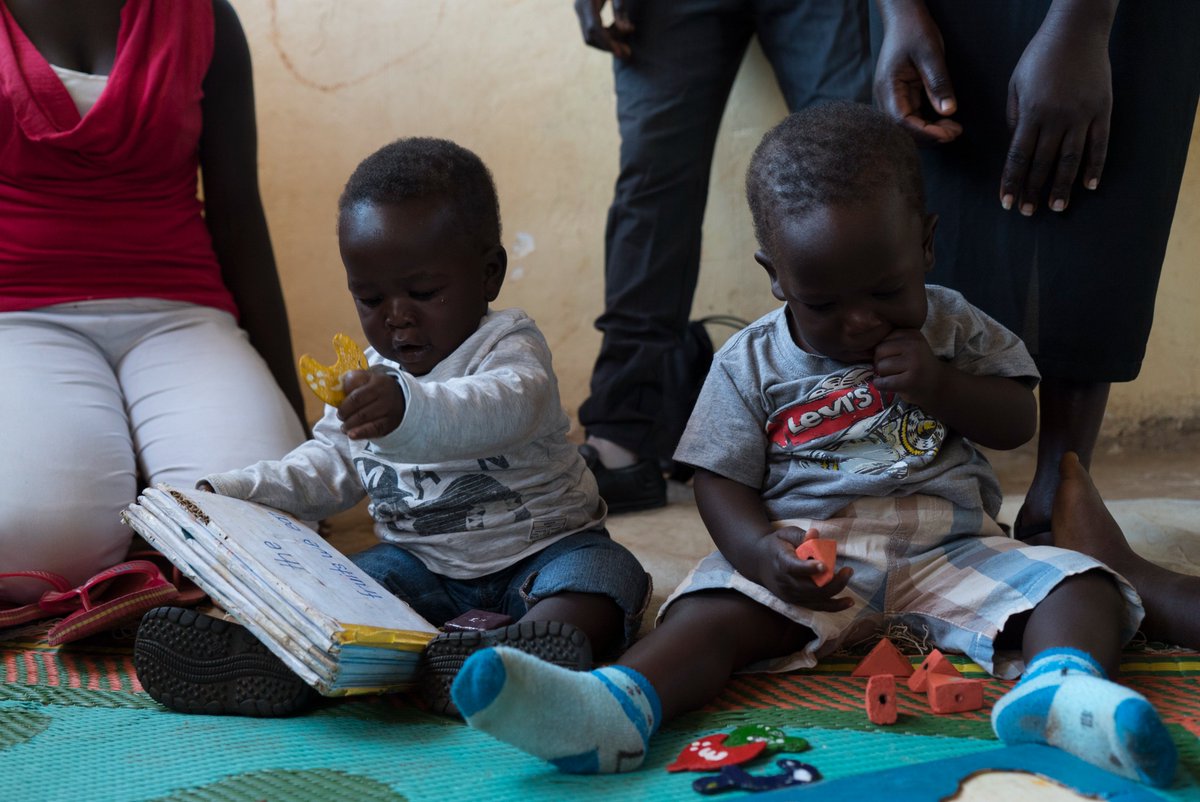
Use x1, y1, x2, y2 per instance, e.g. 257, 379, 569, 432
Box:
693, 759, 821, 795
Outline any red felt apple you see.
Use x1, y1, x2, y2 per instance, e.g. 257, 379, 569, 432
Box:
666, 733, 767, 772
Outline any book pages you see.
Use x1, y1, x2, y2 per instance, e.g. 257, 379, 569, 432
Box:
122, 485, 437, 695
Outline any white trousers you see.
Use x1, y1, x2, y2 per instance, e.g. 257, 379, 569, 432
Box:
0, 299, 306, 602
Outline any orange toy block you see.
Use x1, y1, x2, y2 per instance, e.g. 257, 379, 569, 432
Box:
851, 637, 914, 678
906, 649, 960, 692
865, 674, 898, 725
926, 673, 984, 714
793, 538, 837, 587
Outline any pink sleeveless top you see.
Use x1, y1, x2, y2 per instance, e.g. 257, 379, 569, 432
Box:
0, 0, 236, 316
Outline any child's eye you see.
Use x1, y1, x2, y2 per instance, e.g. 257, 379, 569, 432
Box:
409, 289, 439, 301
355, 296, 383, 309
873, 288, 903, 300
803, 301, 835, 312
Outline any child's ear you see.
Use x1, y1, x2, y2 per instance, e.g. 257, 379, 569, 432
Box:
922, 213, 938, 273
483, 245, 507, 302
756, 249, 787, 302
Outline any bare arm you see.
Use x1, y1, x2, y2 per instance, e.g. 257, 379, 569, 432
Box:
200, 0, 308, 428
873, 329, 1037, 450
693, 469, 852, 611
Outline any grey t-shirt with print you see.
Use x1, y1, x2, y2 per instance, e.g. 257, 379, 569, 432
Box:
674, 286, 1039, 522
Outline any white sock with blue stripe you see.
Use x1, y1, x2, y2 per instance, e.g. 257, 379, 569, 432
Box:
451, 646, 660, 774
992, 648, 1177, 787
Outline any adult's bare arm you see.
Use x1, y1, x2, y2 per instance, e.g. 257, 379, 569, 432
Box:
574, 0, 635, 59
1000, 0, 1118, 216
200, 0, 308, 427
872, 0, 961, 145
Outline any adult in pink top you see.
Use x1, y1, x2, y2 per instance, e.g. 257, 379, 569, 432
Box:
0, 0, 306, 602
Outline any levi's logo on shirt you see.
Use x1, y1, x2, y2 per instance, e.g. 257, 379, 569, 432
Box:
766, 382, 893, 449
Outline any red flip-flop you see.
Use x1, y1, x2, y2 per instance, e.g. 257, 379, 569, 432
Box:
0, 571, 76, 628
41, 560, 180, 646
127, 550, 208, 607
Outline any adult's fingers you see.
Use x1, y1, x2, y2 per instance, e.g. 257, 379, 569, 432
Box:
1047, 125, 1088, 212
1015, 124, 1065, 216
1082, 111, 1110, 192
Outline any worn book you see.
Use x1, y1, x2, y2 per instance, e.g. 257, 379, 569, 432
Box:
121, 484, 438, 696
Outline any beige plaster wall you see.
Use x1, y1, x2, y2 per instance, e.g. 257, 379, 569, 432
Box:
237, 1, 1199, 438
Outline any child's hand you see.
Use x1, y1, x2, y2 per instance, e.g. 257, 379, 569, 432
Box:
337, 369, 406, 440
752, 526, 853, 611
872, 328, 945, 407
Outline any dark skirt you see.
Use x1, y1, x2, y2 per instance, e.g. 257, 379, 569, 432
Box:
883, 0, 1200, 382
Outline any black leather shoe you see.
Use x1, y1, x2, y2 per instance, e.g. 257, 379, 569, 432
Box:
579, 444, 667, 514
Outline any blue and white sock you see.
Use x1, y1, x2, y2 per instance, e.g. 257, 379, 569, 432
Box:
992, 648, 1177, 787
451, 646, 660, 774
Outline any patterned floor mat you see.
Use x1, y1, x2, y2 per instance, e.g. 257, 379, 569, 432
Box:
0, 625, 1197, 801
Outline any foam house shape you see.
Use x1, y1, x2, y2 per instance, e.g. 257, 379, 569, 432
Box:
866, 674, 898, 725
906, 648, 960, 692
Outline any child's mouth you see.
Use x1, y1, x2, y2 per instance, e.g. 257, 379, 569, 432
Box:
393, 341, 431, 362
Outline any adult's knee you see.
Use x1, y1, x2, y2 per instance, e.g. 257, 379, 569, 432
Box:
0, 489, 133, 602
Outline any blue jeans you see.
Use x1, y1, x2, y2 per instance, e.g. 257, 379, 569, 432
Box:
578, 0, 872, 459
350, 528, 650, 648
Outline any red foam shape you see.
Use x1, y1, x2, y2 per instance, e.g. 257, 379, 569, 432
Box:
865, 674, 898, 725
793, 538, 837, 587
906, 649, 961, 692
851, 637, 914, 678
926, 673, 984, 714
666, 733, 767, 772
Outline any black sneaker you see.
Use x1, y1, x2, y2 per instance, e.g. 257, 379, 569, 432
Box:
422, 619, 592, 716
134, 606, 315, 717
579, 444, 667, 514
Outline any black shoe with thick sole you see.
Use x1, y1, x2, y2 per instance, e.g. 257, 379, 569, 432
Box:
422, 619, 592, 717
579, 444, 667, 514
134, 606, 315, 717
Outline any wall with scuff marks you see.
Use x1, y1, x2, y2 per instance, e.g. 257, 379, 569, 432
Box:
234, 1, 1200, 441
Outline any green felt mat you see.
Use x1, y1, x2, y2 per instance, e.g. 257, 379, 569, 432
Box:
0, 629, 1197, 801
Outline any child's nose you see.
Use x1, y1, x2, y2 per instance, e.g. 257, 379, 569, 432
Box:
385, 299, 417, 328
844, 306, 883, 334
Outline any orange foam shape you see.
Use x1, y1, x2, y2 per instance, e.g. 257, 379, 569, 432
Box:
906, 648, 961, 692
865, 674, 898, 725
851, 637, 914, 678
926, 673, 984, 714
794, 538, 837, 587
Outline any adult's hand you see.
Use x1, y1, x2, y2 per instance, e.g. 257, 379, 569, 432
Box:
1000, 6, 1115, 216
873, 0, 961, 146
574, 0, 634, 60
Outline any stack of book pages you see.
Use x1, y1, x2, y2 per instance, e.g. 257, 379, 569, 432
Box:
122, 485, 438, 696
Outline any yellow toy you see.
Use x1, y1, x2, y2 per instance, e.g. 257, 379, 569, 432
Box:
299, 333, 367, 407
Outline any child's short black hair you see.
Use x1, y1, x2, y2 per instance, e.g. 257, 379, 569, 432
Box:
746, 101, 924, 255
338, 137, 502, 251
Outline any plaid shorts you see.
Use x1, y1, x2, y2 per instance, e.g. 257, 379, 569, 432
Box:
658, 495, 1143, 679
